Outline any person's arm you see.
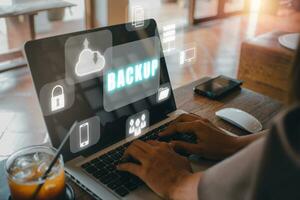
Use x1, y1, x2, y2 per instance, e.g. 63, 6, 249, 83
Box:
160, 113, 269, 160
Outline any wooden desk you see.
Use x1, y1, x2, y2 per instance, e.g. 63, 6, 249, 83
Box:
0, 78, 282, 199
173, 77, 281, 135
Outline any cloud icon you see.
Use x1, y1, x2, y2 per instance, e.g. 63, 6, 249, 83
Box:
75, 39, 105, 77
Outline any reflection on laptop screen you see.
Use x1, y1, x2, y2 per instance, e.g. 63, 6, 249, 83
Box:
25, 19, 176, 161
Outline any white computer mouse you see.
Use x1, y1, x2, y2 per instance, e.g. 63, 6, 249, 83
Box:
215, 108, 263, 133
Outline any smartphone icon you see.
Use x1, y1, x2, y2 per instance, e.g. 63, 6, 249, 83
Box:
132, 6, 144, 28
79, 122, 89, 148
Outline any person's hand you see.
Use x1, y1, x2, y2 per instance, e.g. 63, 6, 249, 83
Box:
117, 140, 199, 199
159, 113, 242, 160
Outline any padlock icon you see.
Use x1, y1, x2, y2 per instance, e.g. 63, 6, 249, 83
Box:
51, 85, 65, 112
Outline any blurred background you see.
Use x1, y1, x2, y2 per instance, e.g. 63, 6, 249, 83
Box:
1, 0, 299, 86
0, 0, 299, 158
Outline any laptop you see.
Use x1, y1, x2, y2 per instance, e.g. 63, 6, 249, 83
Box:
24, 19, 194, 200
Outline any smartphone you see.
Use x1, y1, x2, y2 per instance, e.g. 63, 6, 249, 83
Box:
193, 75, 243, 99
79, 122, 90, 148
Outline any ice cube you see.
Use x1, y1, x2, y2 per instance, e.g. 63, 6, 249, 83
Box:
37, 160, 50, 175
13, 154, 34, 169
34, 152, 50, 162
33, 152, 41, 162
12, 166, 36, 182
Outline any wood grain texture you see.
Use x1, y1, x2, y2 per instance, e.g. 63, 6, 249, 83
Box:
238, 31, 296, 102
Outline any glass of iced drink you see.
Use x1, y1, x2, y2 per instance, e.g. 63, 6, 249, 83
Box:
5, 146, 65, 200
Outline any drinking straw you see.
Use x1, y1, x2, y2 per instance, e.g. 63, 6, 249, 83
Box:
31, 121, 78, 199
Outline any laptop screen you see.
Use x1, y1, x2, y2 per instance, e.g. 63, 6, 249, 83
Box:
25, 19, 176, 162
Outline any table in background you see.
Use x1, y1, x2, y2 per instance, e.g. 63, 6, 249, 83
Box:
238, 31, 296, 102
0, 0, 74, 49
0, 77, 282, 199
0, 0, 74, 72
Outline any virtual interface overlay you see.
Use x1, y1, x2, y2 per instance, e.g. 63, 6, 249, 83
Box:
103, 37, 161, 112
65, 29, 112, 83
39, 79, 75, 116
70, 116, 101, 153
26, 20, 176, 162
126, 110, 149, 137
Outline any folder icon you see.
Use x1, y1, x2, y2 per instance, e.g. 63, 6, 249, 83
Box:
158, 87, 170, 102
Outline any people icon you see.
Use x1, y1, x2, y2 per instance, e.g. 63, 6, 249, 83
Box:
134, 118, 141, 136
129, 119, 135, 135
141, 114, 146, 129
127, 110, 149, 137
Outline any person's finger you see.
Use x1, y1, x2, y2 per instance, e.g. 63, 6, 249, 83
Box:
201, 118, 210, 123
185, 113, 212, 123
159, 121, 199, 137
195, 118, 223, 133
146, 140, 160, 146
123, 144, 148, 163
170, 113, 200, 125
131, 140, 153, 153
117, 163, 143, 177
189, 113, 206, 120
147, 140, 173, 151
170, 141, 203, 155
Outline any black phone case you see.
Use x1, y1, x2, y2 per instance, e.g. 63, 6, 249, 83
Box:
193, 76, 243, 99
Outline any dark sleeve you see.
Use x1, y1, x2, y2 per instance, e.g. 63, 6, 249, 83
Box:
198, 106, 300, 200
251, 107, 300, 200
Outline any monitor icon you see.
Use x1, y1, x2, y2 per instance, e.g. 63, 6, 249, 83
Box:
157, 86, 170, 103
79, 122, 90, 148
180, 47, 196, 65
132, 6, 145, 28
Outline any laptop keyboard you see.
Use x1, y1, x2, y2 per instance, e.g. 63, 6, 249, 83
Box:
81, 121, 197, 197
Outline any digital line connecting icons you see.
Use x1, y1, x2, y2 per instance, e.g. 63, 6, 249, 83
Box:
75, 38, 105, 77
126, 110, 149, 137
